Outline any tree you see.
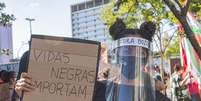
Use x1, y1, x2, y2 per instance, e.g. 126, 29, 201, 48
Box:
0, 2, 15, 25
152, 21, 179, 80
101, 0, 201, 59
164, 33, 180, 58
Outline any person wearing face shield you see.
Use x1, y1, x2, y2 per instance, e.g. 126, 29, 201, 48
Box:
106, 18, 170, 101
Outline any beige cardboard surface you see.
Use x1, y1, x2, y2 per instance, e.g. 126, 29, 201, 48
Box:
23, 37, 100, 101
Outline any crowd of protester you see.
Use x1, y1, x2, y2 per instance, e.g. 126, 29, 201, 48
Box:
153, 64, 201, 101
0, 70, 16, 101
170, 64, 201, 101
147, 64, 201, 101
0, 44, 201, 101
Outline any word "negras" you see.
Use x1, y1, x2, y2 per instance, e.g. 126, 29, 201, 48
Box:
50, 66, 95, 83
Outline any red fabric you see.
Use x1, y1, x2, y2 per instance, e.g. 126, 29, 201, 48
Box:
188, 81, 199, 95
180, 37, 188, 79
0, 79, 4, 84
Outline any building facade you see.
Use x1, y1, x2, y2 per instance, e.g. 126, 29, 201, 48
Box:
0, 24, 13, 64
71, 0, 112, 47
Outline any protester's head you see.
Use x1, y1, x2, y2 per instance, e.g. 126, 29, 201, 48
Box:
154, 65, 160, 73
164, 71, 169, 78
190, 75, 196, 82
0, 70, 15, 83
98, 68, 110, 80
174, 64, 181, 72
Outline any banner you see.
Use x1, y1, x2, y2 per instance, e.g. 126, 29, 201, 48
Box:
0, 62, 19, 72
23, 35, 101, 101
179, 12, 201, 81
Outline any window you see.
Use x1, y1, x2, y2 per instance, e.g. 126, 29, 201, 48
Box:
95, 0, 102, 6
104, 0, 109, 4
86, 1, 93, 8
78, 4, 85, 10
72, 5, 78, 12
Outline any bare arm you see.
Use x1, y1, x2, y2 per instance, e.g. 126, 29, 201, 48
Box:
180, 74, 189, 86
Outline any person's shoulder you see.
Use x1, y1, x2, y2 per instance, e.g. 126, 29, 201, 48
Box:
19, 51, 29, 63
171, 72, 177, 77
17, 51, 30, 77
21, 51, 30, 58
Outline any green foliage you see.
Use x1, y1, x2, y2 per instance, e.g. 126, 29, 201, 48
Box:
101, 0, 140, 28
101, 0, 201, 28
0, 2, 15, 25
102, 0, 174, 28
190, 0, 201, 18
101, 0, 200, 58
164, 32, 180, 58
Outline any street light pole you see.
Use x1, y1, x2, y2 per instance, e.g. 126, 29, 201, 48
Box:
25, 18, 35, 35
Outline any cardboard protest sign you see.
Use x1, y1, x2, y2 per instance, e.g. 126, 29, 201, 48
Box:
23, 35, 101, 101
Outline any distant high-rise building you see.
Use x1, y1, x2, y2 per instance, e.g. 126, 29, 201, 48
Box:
0, 24, 13, 64
71, 0, 112, 47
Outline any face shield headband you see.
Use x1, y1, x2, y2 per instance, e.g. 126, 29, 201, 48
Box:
111, 37, 150, 80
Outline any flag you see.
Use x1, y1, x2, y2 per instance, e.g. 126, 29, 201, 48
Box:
182, 38, 201, 74
187, 12, 201, 47
180, 37, 188, 78
179, 12, 201, 82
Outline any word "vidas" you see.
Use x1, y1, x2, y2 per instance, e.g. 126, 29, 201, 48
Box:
32, 49, 70, 64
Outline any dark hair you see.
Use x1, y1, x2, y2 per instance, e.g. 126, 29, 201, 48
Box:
103, 68, 110, 78
174, 64, 181, 72
0, 70, 15, 83
109, 18, 156, 41
154, 65, 160, 73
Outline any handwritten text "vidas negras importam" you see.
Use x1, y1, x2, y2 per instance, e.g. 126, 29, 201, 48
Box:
31, 49, 96, 98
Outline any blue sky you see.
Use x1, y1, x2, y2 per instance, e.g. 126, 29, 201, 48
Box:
1, 0, 87, 58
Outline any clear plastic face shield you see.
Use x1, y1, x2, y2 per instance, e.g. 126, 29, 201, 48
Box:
107, 36, 155, 101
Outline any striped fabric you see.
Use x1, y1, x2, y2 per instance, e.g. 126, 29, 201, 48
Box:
179, 12, 201, 83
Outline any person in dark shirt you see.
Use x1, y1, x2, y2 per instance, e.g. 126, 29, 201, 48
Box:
12, 51, 30, 101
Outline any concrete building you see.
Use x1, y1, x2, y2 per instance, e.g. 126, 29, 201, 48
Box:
0, 24, 13, 64
71, 0, 112, 47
